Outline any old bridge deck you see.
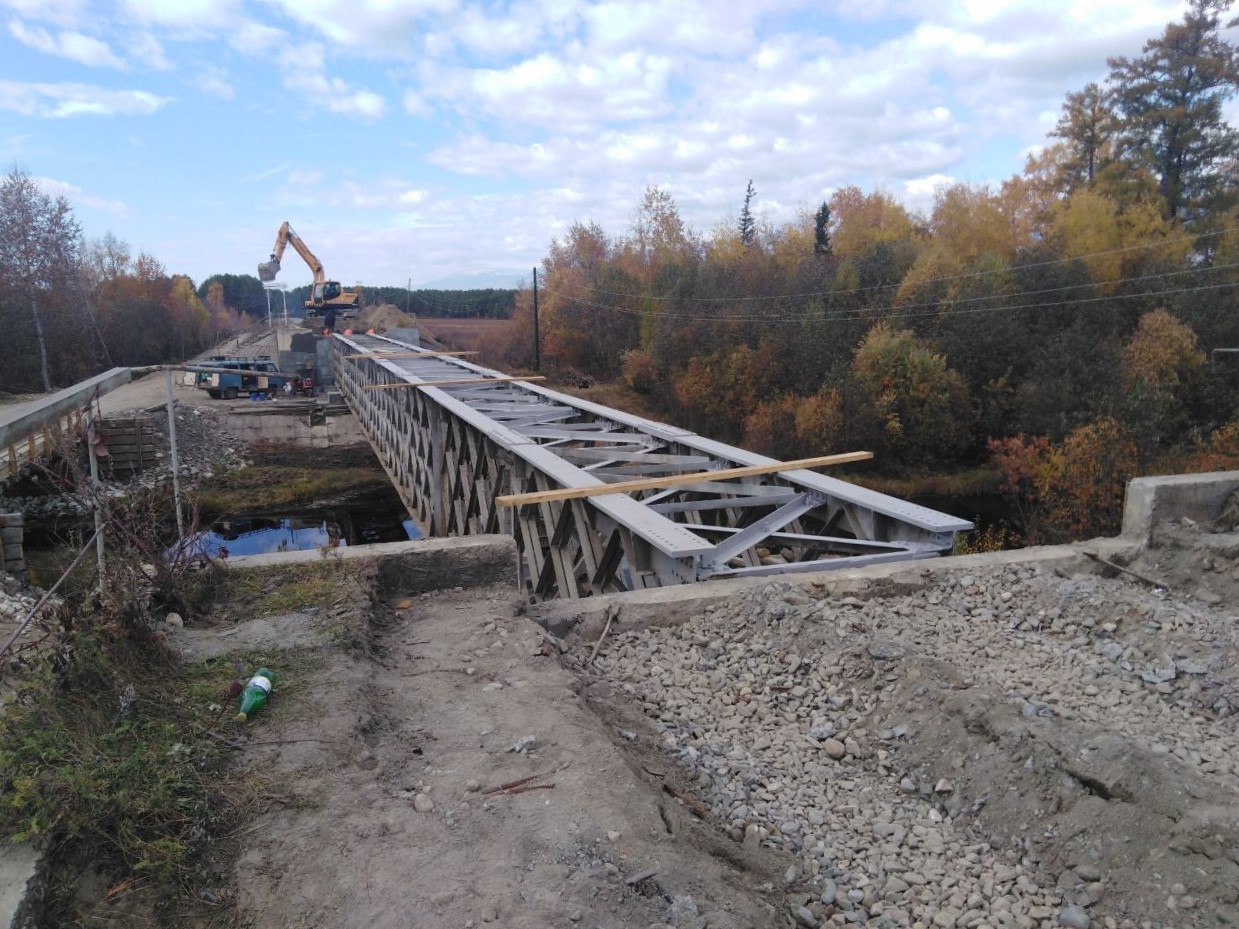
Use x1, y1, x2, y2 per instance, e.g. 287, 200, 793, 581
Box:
334, 333, 972, 601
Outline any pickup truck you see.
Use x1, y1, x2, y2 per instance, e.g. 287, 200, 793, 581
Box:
195, 355, 288, 400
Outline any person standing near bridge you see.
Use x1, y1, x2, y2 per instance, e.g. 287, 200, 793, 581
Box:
323, 306, 337, 336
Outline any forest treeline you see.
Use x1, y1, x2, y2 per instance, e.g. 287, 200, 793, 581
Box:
189, 276, 517, 321
0, 168, 248, 393
487, 0, 1239, 543
0, 166, 514, 396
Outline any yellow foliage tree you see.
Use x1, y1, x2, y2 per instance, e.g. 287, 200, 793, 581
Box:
1051, 188, 1187, 285
1121, 309, 1204, 389
852, 323, 974, 463
828, 186, 918, 259
930, 183, 1017, 264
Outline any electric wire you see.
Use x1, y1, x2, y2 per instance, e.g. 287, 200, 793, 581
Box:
550, 260, 1238, 322
540, 278, 1237, 326
549, 223, 1237, 304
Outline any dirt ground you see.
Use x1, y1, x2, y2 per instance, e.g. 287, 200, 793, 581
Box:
143, 515, 1237, 929
170, 559, 786, 929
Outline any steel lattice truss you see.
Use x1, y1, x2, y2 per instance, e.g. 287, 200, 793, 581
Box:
334, 333, 972, 600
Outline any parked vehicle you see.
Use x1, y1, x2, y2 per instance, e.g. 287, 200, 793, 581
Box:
195, 355, 288, 400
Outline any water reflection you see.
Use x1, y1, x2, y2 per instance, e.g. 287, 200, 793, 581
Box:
171, 507, 422, 559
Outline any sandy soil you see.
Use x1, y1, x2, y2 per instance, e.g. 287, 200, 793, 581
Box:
191, 572, 784, 929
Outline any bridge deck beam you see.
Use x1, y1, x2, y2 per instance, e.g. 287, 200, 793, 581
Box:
333, 333, 972, 600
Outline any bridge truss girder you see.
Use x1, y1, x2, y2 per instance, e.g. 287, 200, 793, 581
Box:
334, 334, 971, 601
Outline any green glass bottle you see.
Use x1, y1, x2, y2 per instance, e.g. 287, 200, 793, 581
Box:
235, 668, 274, 722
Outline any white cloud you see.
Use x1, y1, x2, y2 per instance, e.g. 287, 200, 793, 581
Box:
398, 188, 428, 206
0, 0, 88, 28
8, 19, 129, 68
229, 20, 286, 54
402, 89, 432, 117
288, 169, 324, 185
34, 175, 129, 216
265, 0, 457, 53
278, 42, 387, 120
432, 51, 675, 128
903, 172, 955, 206
0, 80, 169, 117
195, 66, 235, 98
121, 0, 238, 27
130, 32, 172, 70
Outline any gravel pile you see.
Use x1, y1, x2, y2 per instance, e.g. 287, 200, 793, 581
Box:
0, 570, 38, 621
593, 553, 1239, 929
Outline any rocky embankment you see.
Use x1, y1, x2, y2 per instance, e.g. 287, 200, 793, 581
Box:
0, 406, 246, 521
590, 545, 1239, 929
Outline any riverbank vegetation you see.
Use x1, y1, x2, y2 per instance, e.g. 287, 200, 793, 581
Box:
486, 0, 1239, 543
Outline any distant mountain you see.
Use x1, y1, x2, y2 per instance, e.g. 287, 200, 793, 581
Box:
416, 269, 527, 289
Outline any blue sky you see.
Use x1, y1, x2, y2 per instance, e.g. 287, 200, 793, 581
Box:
0, 0, 1202, 289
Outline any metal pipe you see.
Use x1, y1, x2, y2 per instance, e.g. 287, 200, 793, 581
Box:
87, 415, 105, 579
165, 368, 185, 540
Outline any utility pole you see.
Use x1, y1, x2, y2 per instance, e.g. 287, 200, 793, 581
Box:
532, 267, 540, 373
406, 277, 412, 316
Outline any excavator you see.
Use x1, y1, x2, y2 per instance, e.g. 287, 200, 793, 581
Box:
257, 221, 361, 325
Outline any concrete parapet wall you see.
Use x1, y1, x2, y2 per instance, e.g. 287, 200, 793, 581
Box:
222, 410, 367, 448
226, 534, 516, 595
1122, 470, 1239, 544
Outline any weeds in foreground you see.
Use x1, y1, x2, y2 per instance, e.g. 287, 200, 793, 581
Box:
953, 523, 1017, 555
0, 447, 252, 924
221, 559, 370, 618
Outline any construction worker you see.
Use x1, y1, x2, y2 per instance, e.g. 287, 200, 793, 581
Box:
323, 306, 337, 336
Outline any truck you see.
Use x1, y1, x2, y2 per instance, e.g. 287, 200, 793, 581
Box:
195, 355, 289, 400
257, 221, 361, 327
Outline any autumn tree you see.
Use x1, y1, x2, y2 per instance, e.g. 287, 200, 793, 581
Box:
1051, 82, 1115, 188
0, 167, 83, 390
1117, 308, 1207, 449
1107, 0, 1239, 219
827, 186, 919, 260
629, 186, 694, 280
852, 323, 974, 464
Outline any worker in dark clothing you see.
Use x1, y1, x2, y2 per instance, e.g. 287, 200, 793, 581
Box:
323, 306, 337, 335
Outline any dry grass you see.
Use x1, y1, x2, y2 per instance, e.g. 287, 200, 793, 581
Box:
418, 317, 512, 352
193, 465, 391, 513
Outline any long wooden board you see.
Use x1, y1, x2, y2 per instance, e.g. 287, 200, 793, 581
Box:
497, 452, 874, 507
344, 351, 479, 359
365, 376, 546, 390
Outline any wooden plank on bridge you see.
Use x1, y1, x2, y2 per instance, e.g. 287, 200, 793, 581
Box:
344, 351, 478, 359
365, 376, 547, 390
496, 452, 874, 507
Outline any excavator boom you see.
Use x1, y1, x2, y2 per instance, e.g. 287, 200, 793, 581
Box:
257, 221, 327, 284
256, 221, 360, 319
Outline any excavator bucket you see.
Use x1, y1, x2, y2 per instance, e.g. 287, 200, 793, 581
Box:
257, 257, 279, 282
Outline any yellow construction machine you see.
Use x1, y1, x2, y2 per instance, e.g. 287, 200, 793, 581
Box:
257, 221, 361, 324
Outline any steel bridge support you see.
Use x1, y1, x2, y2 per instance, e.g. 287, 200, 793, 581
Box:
333, 334, 972, 600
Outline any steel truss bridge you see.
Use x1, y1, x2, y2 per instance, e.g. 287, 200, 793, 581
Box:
334, 333, 972, 601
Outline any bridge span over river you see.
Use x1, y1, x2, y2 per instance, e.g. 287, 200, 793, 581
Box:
333, 333, 972, 601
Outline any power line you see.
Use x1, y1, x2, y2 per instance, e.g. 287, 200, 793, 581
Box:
541, 278, 1237, 326
552, 260, 1239, 323
550, 223, 1237, 304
